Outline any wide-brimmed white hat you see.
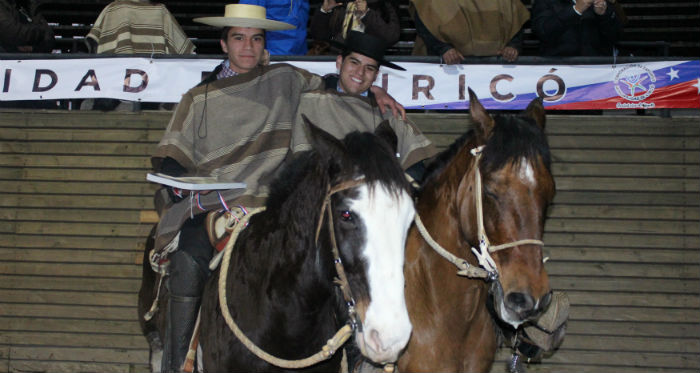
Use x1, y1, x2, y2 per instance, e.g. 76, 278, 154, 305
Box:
193, 4, 295, 30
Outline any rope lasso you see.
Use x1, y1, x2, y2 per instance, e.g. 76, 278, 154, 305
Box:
216, 179, 368, 369
216, 206, 354, 368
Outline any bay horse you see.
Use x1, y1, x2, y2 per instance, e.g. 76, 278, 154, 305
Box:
399, 90, 555, 372
170, 120, 414, 372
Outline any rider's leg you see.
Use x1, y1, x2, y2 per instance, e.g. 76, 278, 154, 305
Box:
162, 214, 212, 373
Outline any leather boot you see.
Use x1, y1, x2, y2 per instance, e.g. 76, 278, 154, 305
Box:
162, 250, 207, 372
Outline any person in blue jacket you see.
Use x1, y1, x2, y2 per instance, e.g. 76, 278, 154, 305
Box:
238, 0, 309, 55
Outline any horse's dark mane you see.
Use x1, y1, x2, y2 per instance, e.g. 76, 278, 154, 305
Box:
422, 114, 551, 186
234, 147, 332, 294
265, 130, 409, 211
247, 129, 409, 284
480, 115, 551, 175
265, 149, 323, 213
342, 131, 411, 196
422, 130, 473, 185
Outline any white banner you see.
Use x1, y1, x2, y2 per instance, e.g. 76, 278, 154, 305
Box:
1, 58, 698, 110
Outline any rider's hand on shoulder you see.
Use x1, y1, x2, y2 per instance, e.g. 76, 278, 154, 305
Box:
371, 86, 407, 121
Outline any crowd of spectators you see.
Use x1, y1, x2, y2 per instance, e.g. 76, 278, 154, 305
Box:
0, 0, 629, 111
1, 0, 629, 61
0, 0, 630, 114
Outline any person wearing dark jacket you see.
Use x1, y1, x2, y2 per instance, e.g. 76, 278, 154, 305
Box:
0, 0, 54, 53
310, 0, 400, 50
531, 0, 623, 56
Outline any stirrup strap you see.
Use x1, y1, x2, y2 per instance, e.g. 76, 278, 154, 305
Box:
181, 308, 202, 373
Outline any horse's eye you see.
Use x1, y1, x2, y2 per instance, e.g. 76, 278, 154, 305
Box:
484, 189, 499, 201
340, 210, 353, 221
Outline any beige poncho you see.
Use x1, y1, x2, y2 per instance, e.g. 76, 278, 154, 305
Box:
412, 0, 530, 56
152, 64, 322, 250
87, 0, 195, 55
292, 90, 437, 170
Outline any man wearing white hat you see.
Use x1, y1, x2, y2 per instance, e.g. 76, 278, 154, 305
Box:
149, 5, 405, 372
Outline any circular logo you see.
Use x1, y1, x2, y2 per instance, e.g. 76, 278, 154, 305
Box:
614, 64, 656, 102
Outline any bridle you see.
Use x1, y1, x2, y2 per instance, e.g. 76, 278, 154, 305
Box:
315, 177, 367, 332
414, 145, 545, 281
216, 177, 367, 369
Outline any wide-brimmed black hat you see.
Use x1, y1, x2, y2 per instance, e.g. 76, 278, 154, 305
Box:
331, 31, 405, 71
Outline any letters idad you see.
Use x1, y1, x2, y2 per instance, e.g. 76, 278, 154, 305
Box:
2, 68, 149, 93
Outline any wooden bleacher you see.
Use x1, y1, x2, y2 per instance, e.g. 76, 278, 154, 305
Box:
37, 0, 700, 57
1, 109, 698, 372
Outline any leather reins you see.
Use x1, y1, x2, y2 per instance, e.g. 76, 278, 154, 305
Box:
414, 145, 545, 281
216, 177, 365, 369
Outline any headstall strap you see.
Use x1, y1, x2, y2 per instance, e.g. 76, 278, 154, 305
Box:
469, 145, 544, 279
315, 178, 366, 245
321, 177, 366, 330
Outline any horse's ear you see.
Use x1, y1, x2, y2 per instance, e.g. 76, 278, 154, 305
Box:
301, 114, 345, 159
375, 120, 399, 154
523, 96, 546, 130
468, 88, 494, 140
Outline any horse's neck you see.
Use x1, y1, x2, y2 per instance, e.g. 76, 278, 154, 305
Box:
417, 143, 476, 253
232, 175, 336, 306
410, 141, 489, 295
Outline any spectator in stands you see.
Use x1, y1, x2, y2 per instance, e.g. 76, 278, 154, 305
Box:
86, 0, 195, 55
151, 5, 408, 372
0, 0, 56, 109
0, 0, 54, 53
309, 0, 401, 54
237, 0, 309, 55
531, 0, 623, 56
410, 0, 530, 64
83, 0, 194, 111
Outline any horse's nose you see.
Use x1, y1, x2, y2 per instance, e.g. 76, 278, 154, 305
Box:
505, 292, 536, 319
360, 308, 412, 363
506, 291, 553, 320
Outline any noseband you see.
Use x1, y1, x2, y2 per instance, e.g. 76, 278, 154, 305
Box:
414, 145, 544, 281
215, 177, 367, 369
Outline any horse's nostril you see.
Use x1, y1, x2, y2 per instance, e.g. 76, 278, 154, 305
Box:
368, 329, 385, 353
506, 292, 535, 314
539, 291, 553, 311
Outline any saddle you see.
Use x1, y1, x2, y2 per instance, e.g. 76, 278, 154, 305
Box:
204, 208, 245, 253
204, 206, 253, 271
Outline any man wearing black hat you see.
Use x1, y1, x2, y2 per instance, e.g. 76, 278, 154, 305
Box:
328, 29, 405, 96
291, 31, 437, 182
